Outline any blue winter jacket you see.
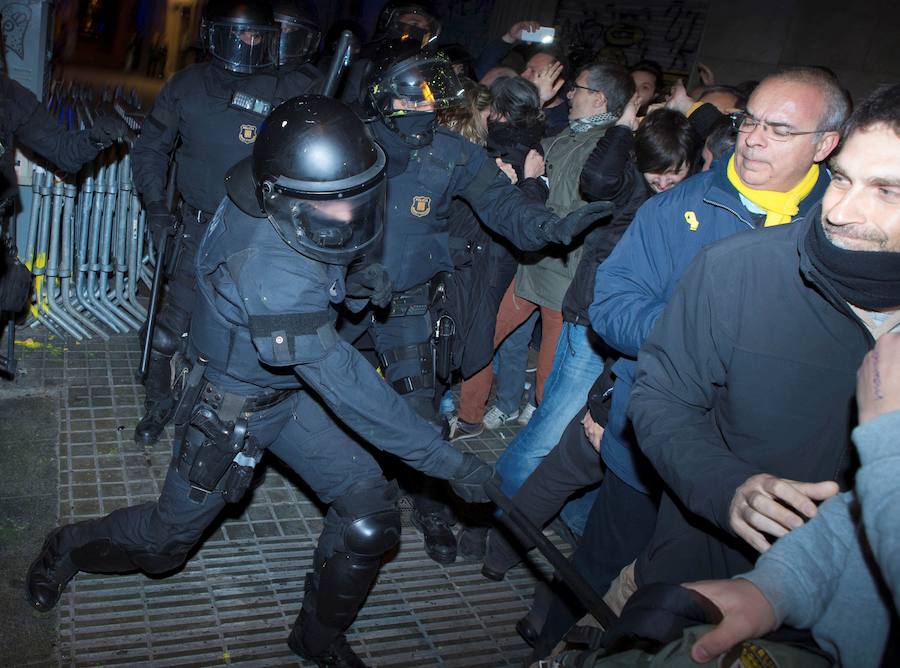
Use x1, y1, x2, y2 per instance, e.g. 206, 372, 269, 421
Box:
588, 155, 830, 493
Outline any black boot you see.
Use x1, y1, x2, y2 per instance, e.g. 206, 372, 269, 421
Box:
411, 509, 457, 564
135, 352, 175, 446
516, 581, 554, 647
287, 609, 368, 668
481, 526, 523, 581
26, 527, 79, 612
457, 525, 488, 562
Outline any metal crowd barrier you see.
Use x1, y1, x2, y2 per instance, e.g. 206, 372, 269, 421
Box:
20, 84, 154, 341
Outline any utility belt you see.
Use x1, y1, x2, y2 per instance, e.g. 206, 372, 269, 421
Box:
172, 356, 290, 503
381, 273, 457, 392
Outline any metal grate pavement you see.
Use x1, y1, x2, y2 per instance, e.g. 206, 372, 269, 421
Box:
7, 331, 567, 667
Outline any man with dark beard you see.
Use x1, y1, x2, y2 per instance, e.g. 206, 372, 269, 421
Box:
629, 83, 900, 593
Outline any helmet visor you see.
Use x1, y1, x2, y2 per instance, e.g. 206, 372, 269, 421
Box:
385, 7, 440, 45
276, 22, 321, 65
206, 22, 278, 71
264, 182, 385, 264
384, 58, 465, 113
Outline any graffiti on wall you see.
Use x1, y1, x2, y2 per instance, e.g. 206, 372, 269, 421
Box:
556, 0, 709, 80
1, 2, 31, 59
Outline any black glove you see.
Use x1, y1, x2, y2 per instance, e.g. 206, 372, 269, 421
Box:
448, 453, 498, 504
88, 114, 130, 148
538, 200, 615, 246
345, 262, 393, 308
145, 201, 175, 243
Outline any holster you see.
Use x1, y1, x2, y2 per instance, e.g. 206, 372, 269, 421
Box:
429, 272, 456, 382
174, 364, 288, 503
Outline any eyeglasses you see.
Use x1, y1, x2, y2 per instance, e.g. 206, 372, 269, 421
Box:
570, 83, 602, 94
731, 112, 827, 142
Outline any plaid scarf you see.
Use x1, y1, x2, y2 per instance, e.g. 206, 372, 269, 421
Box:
569, 112, 619, 133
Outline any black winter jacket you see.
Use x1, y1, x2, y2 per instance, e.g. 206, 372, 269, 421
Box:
629, 210, 872, 586
562, 124, 650, 325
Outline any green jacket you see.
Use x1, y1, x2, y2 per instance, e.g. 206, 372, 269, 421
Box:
515, 121, 613, 310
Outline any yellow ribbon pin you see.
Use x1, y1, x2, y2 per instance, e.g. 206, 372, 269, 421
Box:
684, 211, 699, 231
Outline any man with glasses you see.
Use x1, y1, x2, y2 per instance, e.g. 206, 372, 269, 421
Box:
577, 67, 848, 618
453, 64, 632, 446
526, 67, 847, 660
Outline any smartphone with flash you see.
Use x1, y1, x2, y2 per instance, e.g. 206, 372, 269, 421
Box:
520, 26, 555, 44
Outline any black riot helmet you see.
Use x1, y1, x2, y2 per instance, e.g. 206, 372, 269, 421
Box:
363, 41, 465, 147
201, 0, 279, 73
251, 96, 386, 264
376, 2, 440, 47
271, 0, 321, 67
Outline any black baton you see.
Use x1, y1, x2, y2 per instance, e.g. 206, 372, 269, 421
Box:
137, 223, 177, 381
322, 30, 355, 98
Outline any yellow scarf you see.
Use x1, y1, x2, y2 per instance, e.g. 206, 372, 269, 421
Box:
726, 155, 819, 227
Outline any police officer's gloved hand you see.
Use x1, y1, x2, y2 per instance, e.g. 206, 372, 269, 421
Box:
345, 262, 393, 308
538, 200, 615, 246
448, 452, 499, 504
146, 201, 175, 245
89, 115, 130, 149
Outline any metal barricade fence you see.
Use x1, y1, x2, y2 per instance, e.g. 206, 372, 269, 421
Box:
18, 83, 153, 341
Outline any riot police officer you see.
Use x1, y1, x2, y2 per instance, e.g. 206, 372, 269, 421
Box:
343, 43, 611, 563
132, 0, 321, 446
26, 96, 494, 668
271, 0, 322, 70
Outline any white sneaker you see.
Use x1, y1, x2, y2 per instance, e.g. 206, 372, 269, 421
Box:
517, 403, 537, 425
483, 405, 520, 430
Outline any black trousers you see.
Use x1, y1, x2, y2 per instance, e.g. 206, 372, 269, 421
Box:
534, 467, 659, 657
487, 406, 603, 572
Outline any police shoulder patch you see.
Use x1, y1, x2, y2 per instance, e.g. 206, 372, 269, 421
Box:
239, 124, 258, 144
411, 195, 432, 217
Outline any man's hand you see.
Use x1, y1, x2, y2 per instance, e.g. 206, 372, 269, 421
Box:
345, 262, 393, 308
581, 409, 604, 452
857, 332, 900, 424
502, 20, 540, 44
526, 61, 564, 104
448, 453, 498, 504
683, 579, 778, 663
538, 200, 614, 246
729, 473, 839, 553
616, 91, 642, 131
523, 149, 545, 179
496, 158, 518, 184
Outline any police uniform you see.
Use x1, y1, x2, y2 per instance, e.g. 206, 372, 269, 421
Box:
26, 96, 493, 666
131, 60, 321, 442
132, 62, 321, 347
348, 121, 594, 421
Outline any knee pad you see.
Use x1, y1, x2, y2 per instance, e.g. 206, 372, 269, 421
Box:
333, 479, 401, 558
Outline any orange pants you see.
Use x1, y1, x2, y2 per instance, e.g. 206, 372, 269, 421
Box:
458, 280, 563, 424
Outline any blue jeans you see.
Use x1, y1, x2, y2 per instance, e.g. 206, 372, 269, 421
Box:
495, 321, 604, 536
492, 311, 539, 415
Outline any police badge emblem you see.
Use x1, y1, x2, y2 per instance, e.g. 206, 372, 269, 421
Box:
410, 195, 431, 217
239, 124, 258, 144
